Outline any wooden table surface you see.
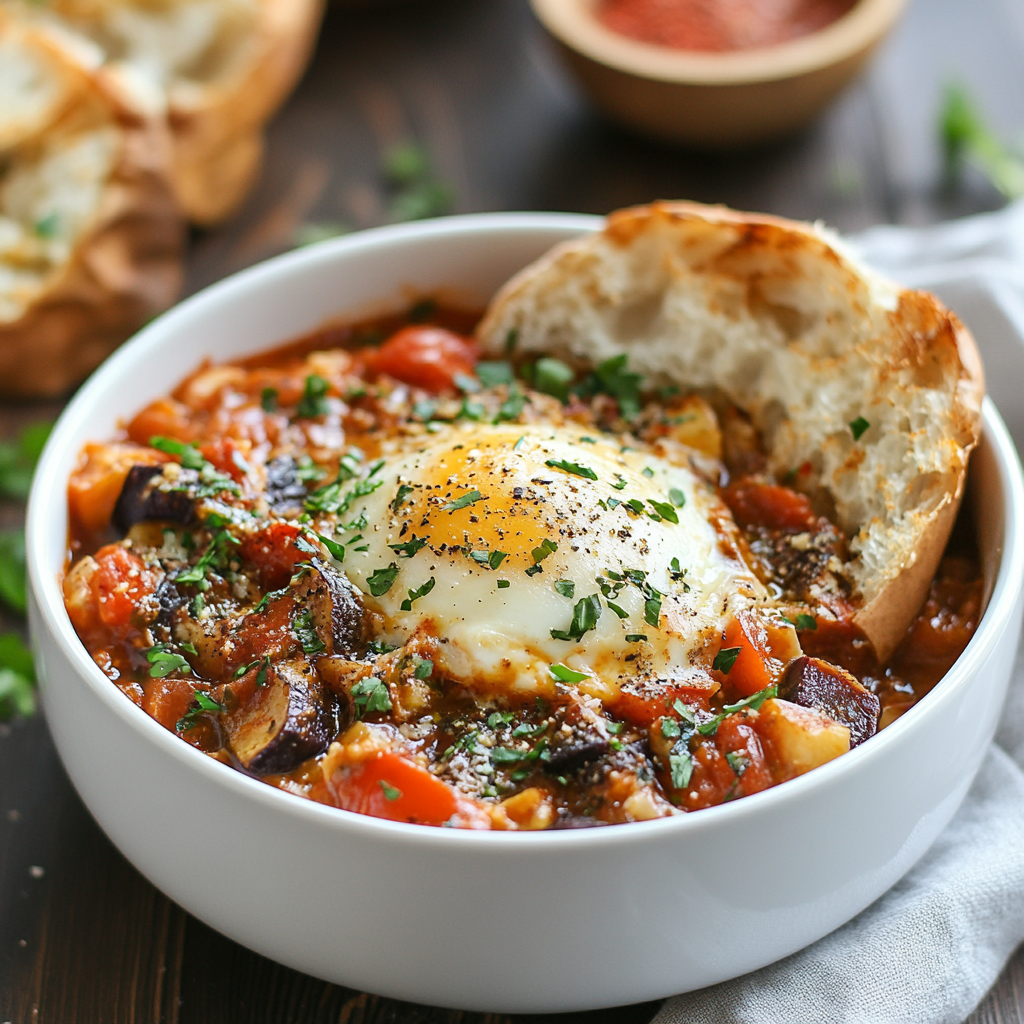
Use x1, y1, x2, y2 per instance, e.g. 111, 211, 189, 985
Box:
2, 0, 1024, 1020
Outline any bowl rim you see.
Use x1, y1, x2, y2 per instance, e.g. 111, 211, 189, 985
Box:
27, 211, 1024, 851
530, 0, 909, 85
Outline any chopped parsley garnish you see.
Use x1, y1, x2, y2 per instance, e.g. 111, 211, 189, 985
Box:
625, 499, 645, 515
189, 593, 205, 618
367, 563, 400, 597
795, 613, 818, 631
625, 633, 647, 643
726, 751, 750, 776
256, 655, 270, 687
476, 361, 515, 387
253, 586, 288, 614
673, 699, 696, 724
544, 458, 597, 481
296, 454, 326, 482
669, 751, 693, 789
261, 387, 278, 412
550, 594, 602, 642
525, 538, 557, 576
648, 500, 679, 524
513, 435, 526, 451
146, 644, 192, 679
391, 484, 414, 513
642, 467, 655, 478
293, 608, 326, 654
669, 488, 686, 508
336, 450, 364, 481
469, 549, 508, 570
457, 398, 485, 421
454, 372, 481, 394
379, 780, 402, 801
497, 579, 510, 589
712, 646, 742, 674
442, 489, 484, 511
304, 472, 384, 515
351, 677, 391, 717
577, 354, 643, 420
412, 399, 437, 421
669, 558, 688, 584
175, 529, 238, 585
644, 595, 662, 627
661, 718, 681, 740
532, 357, 574, 402
296, 374, 331, 418
505, 328, 519, 353
607, 601, 629, 619
495, 386, 526, 423
613, 476, 627, 490
176, 690, 226, 732
549, 662, 589, 683
149, 435, 204, 471
490, 746, 525, 765
34, 212, 60, 239
554, 579, 576, 599
412, 656, 434, 679
849, 416, 870, 441
488, 711, 514, 728
401, 576, 435, 610
317, 532, 347, 561
698, 684, 778, 737
389, 535, 429, 558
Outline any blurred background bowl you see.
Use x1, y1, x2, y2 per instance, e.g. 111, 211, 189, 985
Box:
530, 0, 909, 149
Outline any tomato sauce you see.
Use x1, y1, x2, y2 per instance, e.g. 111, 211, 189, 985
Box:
597, 0, 858, 52
61, 298, 984, 829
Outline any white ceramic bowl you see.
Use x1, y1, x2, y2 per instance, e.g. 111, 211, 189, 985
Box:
27, 214, 1024, 1014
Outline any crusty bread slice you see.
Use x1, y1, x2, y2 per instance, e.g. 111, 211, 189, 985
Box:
476, 202, 985, 662
0, 13, 183, 396
25, 0, 324, 225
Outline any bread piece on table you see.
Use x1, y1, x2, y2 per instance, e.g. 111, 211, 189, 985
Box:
476, 201, 984, 662
0, 13, 183, 397
29, 0, 325, 225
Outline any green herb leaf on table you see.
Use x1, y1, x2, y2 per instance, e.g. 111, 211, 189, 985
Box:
0, 421, 52, 500
0, 530, 26, 614
0, 634, 35, 721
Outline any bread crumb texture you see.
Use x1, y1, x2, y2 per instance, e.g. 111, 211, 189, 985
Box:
477, 201, 985, 617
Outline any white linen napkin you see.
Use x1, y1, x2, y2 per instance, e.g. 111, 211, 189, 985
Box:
654, 202, 1024, 1024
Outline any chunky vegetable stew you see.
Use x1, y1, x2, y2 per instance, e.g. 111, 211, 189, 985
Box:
64, 301, 983, 829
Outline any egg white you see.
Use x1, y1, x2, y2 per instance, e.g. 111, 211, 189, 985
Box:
331, 423, 764, 701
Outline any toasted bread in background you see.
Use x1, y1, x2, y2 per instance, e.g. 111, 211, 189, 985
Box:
14, 0, 324, 225
477, 201, 985, 661
0, 13, 183, 396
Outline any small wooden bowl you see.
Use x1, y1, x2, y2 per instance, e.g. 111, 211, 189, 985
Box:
530, 0, 907, 148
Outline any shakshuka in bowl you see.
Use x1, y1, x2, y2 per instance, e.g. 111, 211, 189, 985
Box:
27, 203, 1024, 1012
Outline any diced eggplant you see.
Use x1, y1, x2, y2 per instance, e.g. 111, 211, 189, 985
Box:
153, 577, 184, 628
778, 655, 880, 747
113, 464, 197, 532
550, 815, 604, 829
265, 455, 308, 514
544, 725, 611, 773
295, 557, 367, 656
224, 657, 339, 775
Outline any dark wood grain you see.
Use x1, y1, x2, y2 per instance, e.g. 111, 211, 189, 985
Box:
1, 0, 1023, 1020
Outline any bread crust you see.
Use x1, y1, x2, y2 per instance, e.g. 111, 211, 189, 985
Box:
165, 0, 325, 225
0, 17, 184, 397
477, 201, 985, 662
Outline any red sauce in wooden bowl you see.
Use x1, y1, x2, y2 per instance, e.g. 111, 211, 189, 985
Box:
596, 0, 858, 52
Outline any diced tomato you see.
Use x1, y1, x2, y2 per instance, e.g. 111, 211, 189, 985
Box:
717, 616, 774, 699
364, 326, 478, 393
238, 522, 308, 590
68, 442, 166, 538
723, 480, 817, 533
94, 545, 158, 631
329, 751, 490, 828
198, 437, 249, 482
680, 740, 737, 810
611, 676, 718, 728
125, 397, 196, 447
715, 716, 773, 796
143, 677, 196, 731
